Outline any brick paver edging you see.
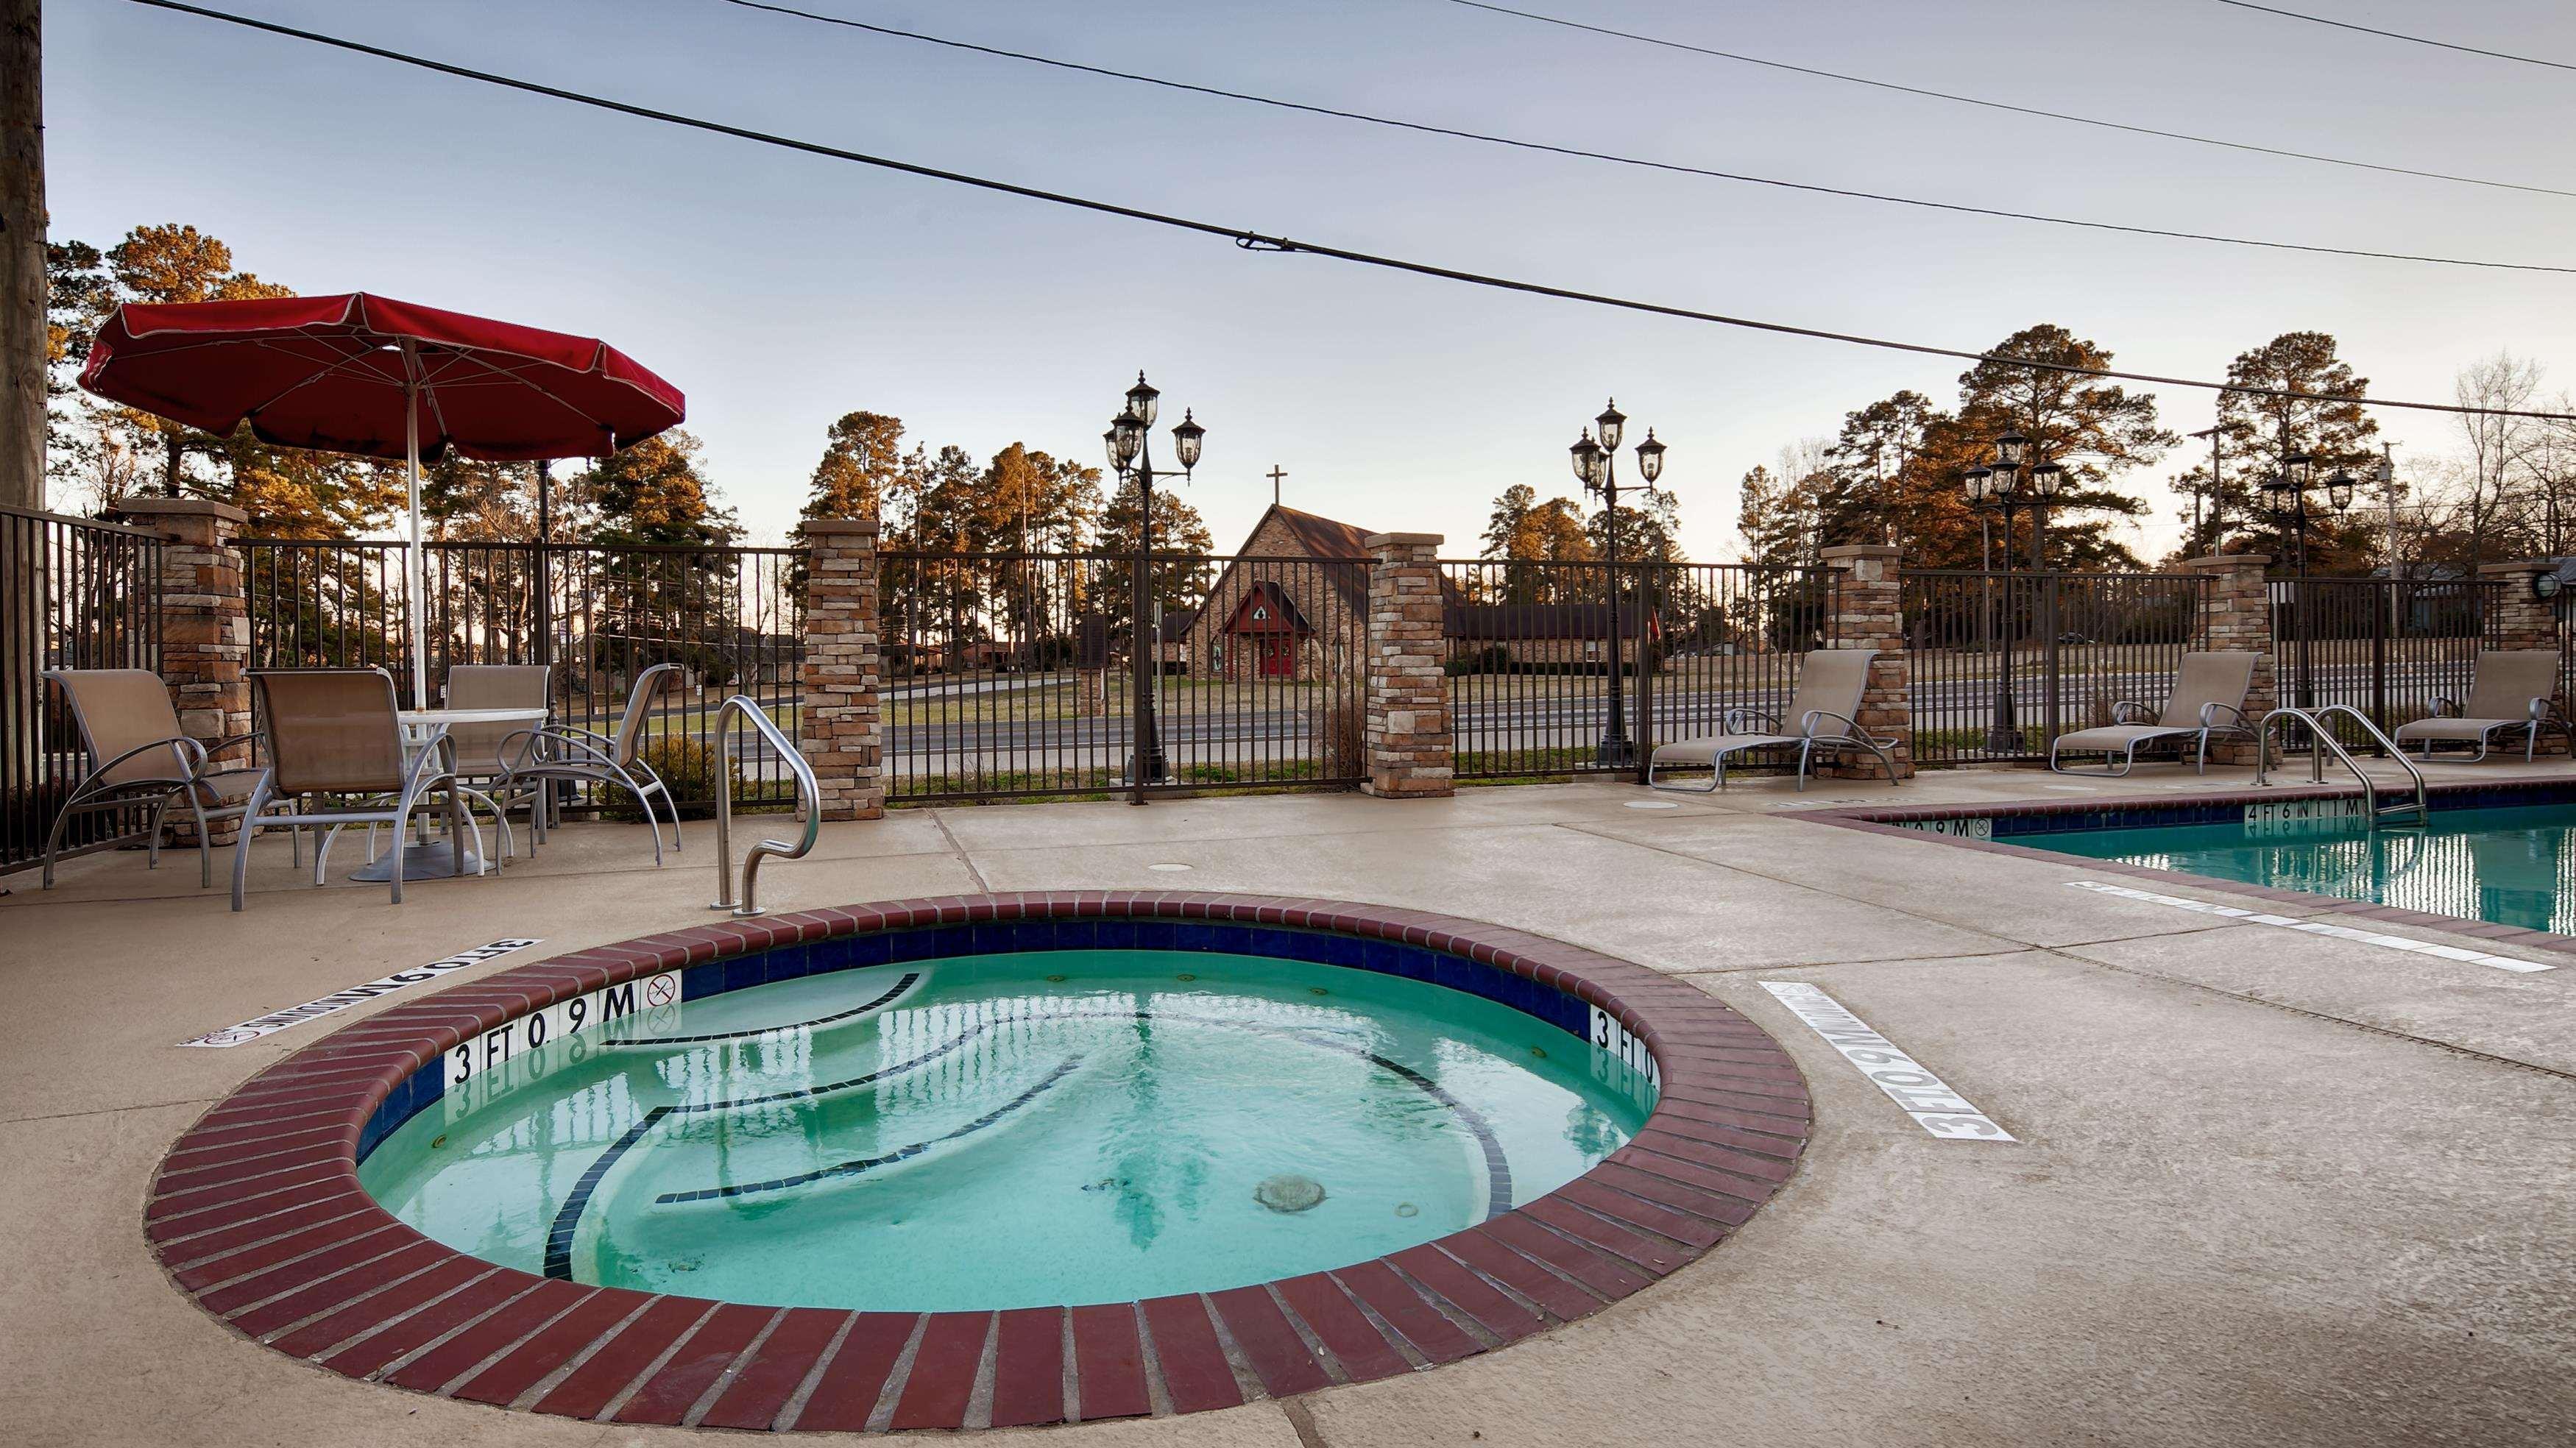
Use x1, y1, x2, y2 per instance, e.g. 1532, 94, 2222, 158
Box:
145, 892, 1808, 1432
1799, 778, 2576, 957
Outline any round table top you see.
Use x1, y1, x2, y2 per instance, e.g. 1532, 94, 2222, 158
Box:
398, 707, 551, 725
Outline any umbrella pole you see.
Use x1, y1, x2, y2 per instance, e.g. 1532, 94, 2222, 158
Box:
404, 365, 429, 709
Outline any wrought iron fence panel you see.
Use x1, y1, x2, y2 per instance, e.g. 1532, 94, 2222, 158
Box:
2271, 577, 2502, 750
879, 551, 1367, 802
1903, 570, 2208, 764
3, 504, 166, 873
1440, 558, 1830, 779
239, 540, 804, 813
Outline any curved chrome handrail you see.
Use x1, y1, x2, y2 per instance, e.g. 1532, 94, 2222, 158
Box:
710, 696, 819, 918
2252, 704, 2427, 826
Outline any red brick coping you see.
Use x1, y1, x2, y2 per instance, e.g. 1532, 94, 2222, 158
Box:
146, 892, 1809, 1431
1800, 779, 2576, 957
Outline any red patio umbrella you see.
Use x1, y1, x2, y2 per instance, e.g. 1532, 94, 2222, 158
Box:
79, 293, 685, 705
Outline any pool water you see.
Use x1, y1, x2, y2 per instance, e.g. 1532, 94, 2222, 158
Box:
359, 950, 1650, 1312
2028, 802, 2576, 934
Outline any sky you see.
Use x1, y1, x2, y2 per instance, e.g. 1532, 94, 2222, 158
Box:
43, 0, 2576, 561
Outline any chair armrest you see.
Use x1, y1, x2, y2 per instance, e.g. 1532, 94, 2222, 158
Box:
2528, 697, 2551, 723
199, 731, 263, 762
81, 736, 202, 784
1801, 708, 1860, 738
2427, 695, 2460, 717
2200, 701, 2248, 730
1724, 707, 1780, 734
2109, 700, 2154, 724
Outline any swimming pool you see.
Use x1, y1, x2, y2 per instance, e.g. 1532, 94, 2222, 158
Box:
2019, 801, 2576, 934
149, 895, 1805, 1431
359, 948, 1651, 1312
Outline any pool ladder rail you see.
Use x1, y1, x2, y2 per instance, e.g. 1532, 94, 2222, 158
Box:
2252, 704, 2429, 828
709, 695, 821, 917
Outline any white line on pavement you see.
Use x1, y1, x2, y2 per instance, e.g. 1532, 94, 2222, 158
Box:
1756, 981, 2017, 1141
2066, 881, 2555, 973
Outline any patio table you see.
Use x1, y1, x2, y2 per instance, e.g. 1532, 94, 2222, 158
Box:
346, 706, 551, 881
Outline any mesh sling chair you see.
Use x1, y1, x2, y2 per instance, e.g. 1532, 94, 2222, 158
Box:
39, 668, 274, 888
498, 661, 682, 863
2393, 649, 2572, 762
2048, 651, 2259, 777
425, 664, 552, 858
228, 669, 497, 911
1647, 648, 1902, 792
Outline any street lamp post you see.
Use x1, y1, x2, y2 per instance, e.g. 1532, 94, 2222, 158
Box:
2260, 436, 2353, 710
1569, 400, 1666, 770
1104, 371, 1205, 803
1962, 430, 2065, 753
2187, 423, 2225, 552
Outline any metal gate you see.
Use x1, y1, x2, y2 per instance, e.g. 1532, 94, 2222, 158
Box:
2270, 576, 2502, 734
3, 505, 167, 873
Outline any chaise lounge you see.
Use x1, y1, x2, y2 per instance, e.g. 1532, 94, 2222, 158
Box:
1647, 648, 1900, 792
2392, 649, 2570, 763
2048, 650, 2258, 776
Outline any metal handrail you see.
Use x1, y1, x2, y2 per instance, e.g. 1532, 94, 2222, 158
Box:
709, 696, 819, 918
2252, 704, 2427, 826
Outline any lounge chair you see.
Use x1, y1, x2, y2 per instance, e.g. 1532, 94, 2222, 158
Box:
2048, 651, 2259, 776
2393, 649, 2569, 763
1647, 648, 1900, 792
228, 669, 486, 910
38, 668, 272, 888
498, 661, 682, 862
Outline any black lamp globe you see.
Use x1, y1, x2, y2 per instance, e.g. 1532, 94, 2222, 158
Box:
2285, 451, 2315, 490
1570, 431, 1604, 489
1110, 410, 1143, 470
1962, 465, 1993, 501
2325, 470, 2356, 512
2030, 461, 2066, 498
1633, 428, 1666, 484
1170, 409, 1205, 475
1594, 400, 1627, 454
1994, 430, 2030, 470
1125, 372, 1160, 428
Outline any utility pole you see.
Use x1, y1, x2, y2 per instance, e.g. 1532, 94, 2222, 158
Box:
2, 0, 43, 511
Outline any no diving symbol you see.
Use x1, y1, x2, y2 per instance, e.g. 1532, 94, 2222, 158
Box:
645, 976, 677, 1008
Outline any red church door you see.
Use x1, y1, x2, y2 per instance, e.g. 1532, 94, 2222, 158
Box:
1259, 636, 1294, 678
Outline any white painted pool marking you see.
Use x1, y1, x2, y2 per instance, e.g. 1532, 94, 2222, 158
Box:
2041, 784, 2098, 793
1755, 982, 2017, 1141
175, 939, 546, 1048
1147, 862, 1194, 873
2066, 881, 2555, 973
444, 970, 682, 1091
1624, 800, 1681, 810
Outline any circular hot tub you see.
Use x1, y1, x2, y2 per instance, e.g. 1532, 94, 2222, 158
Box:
149, 894, 1808, 1431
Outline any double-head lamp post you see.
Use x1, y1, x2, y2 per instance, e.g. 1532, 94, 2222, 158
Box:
1105, 371, 1204, 801
1961, 430, 2064, 753
2260, 440, 2351, 711
1569, 400, 1666, 770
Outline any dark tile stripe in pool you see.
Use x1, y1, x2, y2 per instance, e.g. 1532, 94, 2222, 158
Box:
146, 892, 1809, 1433
601, 969, 922, 1047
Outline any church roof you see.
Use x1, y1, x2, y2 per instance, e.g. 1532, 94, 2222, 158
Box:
1259, 505, 1373, 561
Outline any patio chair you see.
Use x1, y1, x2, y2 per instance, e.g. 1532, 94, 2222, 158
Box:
2048, 651, 2259, 777
228, 669, 486, 911
2393, 649, 2571, 763
1647, 648, 1900, 792
436, 664, 552, 857
38, 668, 272, 889
498, 661, 682, 863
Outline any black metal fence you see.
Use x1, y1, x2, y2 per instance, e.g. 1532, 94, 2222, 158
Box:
1440, 558, 1833, 779
2271, 577, 2503, 742
2, 504, 166, 873
238, 539, 804, 812
1903, 570, 2209, 764
880, 551, 1369, 802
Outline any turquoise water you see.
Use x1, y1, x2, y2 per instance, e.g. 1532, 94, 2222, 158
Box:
2028, 803, 2576, 934
360, 951, 1649, 1311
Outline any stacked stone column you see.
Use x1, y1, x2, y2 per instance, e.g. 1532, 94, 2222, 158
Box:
800, 518, 885, 820
1361, 532, 1452, 798
1816, 544, 1914, 780
2178, 552, 2276, 764
117, 497, 252, 842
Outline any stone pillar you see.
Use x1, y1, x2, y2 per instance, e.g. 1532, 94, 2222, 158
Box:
2178, 552, 2275, 764
112, 497, 252, 842
800, 518, 884, 820
1361, 531, 1451, 798
1816, 544, 1914, 780
1075, 668, 1105, 717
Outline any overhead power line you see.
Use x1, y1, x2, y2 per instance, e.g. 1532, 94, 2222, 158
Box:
2212, 1, 2576, 74
705, 0, 2569, 274
1442, 0, 2576, 199
122, 0, 2576, 424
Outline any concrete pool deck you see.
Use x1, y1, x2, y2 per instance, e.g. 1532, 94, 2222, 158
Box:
4, 761, 2573, 1446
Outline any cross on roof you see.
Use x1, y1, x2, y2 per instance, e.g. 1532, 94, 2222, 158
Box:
1267, 464, 1287, 505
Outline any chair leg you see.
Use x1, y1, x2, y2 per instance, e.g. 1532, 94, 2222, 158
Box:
191, 795, 214, 889
40, 787, 87, 889
146, 796, 167, 870
230, 778, 273, 912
